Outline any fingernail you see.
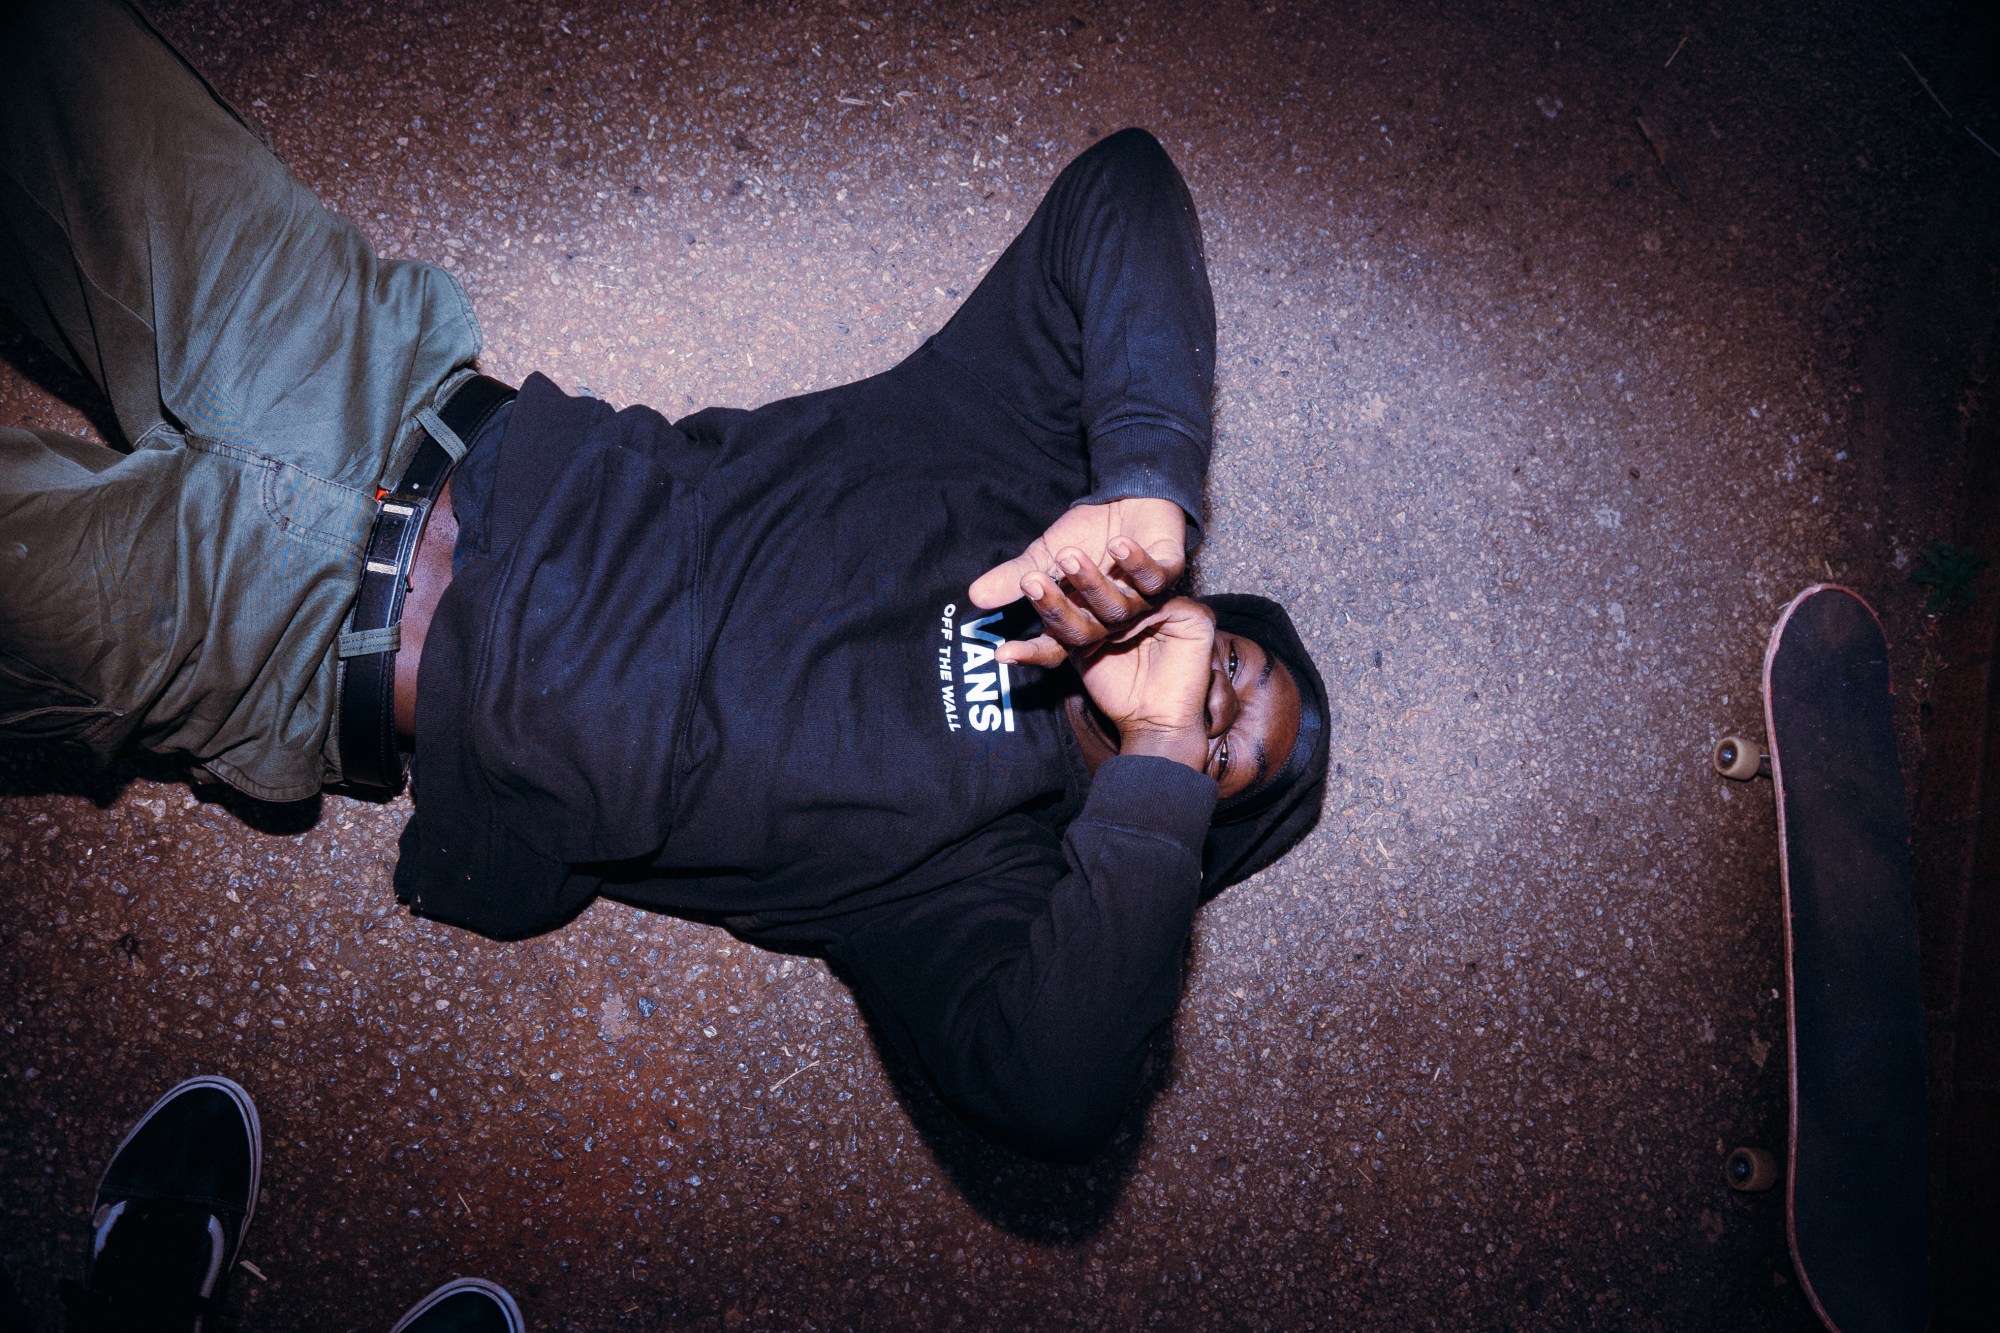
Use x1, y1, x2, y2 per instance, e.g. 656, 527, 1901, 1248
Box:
1059, 555, 1082, 575
1023, 575, 1046, 598
1110, 539, 1131, 558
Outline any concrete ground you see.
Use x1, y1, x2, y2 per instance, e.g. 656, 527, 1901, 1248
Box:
4, 0, 1998, 1329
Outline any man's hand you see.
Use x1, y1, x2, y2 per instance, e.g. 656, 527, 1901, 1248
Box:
1010, 547, 1215, 771
968, 497, 1188, 667
1074, 596, 1216, 772
1001, 538, 1179, 668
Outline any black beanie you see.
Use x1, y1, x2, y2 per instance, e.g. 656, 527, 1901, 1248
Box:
1199, 594, 1330, 897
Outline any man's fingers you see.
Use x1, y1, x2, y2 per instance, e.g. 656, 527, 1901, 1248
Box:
969, 557, 1033, 609
1022, 573, 1109, 653
1109, 538, 1176, 598
1055, 547, 1149, 629
1145, 535, 1187, 576
1150, 593, 1218, 644
969, 499, 1187, 610
996, 634, 1068, 668
969, 536, 1063, 609
967, 569, 1012, 610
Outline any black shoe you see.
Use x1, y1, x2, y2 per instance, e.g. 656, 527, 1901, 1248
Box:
388, 1278, 524, 1333
65, 1076, 260, 1333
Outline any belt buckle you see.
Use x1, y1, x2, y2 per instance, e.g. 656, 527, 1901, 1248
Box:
337, 376, 516, 795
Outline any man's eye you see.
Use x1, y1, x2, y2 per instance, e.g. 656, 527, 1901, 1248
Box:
1227, 643, 1240, 679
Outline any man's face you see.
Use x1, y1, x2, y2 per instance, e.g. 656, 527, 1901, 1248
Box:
1202, 629, 1302, 803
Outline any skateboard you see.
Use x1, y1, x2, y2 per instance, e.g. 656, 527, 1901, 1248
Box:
1713, 585, 1930, 1333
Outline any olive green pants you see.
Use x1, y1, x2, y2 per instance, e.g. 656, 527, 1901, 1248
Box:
0, 0, 481, 800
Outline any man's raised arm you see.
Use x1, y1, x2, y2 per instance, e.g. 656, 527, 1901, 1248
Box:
935, 128, 1218, 632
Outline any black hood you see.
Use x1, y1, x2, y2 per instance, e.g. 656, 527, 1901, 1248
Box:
1200, 594, 1330, 897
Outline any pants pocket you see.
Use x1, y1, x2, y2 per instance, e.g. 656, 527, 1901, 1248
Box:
0, 648, 119, 742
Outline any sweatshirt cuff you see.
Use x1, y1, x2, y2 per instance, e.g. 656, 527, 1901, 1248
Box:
1080, 753, 1218, 855
1077, 420, 1208, 540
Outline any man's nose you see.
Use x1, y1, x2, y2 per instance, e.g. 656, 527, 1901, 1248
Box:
1205, 667, 1239, 737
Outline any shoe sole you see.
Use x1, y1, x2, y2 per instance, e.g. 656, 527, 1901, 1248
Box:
388, 1277, 526, 1333
96, 1074, 262, 1274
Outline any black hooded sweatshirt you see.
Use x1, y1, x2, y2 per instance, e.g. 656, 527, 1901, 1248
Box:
398, 130, 1236, 1159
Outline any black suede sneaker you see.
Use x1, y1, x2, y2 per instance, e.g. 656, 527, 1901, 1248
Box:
64, 1076, 260, 1333
388, 1278, 525, 1333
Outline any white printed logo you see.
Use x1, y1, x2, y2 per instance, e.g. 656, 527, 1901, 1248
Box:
935, 603, 1016, 734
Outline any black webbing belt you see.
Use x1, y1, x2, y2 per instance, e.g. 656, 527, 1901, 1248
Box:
337, 373, 516, 795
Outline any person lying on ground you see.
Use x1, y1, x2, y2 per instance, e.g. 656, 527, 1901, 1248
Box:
0, 0, 1329, 1160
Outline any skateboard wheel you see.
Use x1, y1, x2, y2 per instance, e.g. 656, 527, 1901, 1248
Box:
1713, 735, 1766, 781
1724, 1146, 1779, 1191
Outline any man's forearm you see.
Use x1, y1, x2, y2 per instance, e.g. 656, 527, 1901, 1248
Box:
931, 128, 1217, 535
1052, 132, 1218, 530
832, 756, 1217, 1161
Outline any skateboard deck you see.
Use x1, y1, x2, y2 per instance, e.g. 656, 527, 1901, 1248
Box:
1763, 585, 1930, 1332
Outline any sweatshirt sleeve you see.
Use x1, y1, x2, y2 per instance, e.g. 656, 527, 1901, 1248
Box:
823, 755, 1218, 1161
928, 128, 1218, 536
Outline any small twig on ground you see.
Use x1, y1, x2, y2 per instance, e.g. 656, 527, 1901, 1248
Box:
1898, 52, 1951, 118
239, 1260, 268, 1282
1635, 114, 1693, 200
1635, 114, 1666, 162
1664, 32, 1688, 68
1893, 51, 2000, 165
771, 1059, 823, 1092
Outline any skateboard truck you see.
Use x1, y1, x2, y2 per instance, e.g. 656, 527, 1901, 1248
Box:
1715, 729, 1784, 1199
1712, 734, 1770, 781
